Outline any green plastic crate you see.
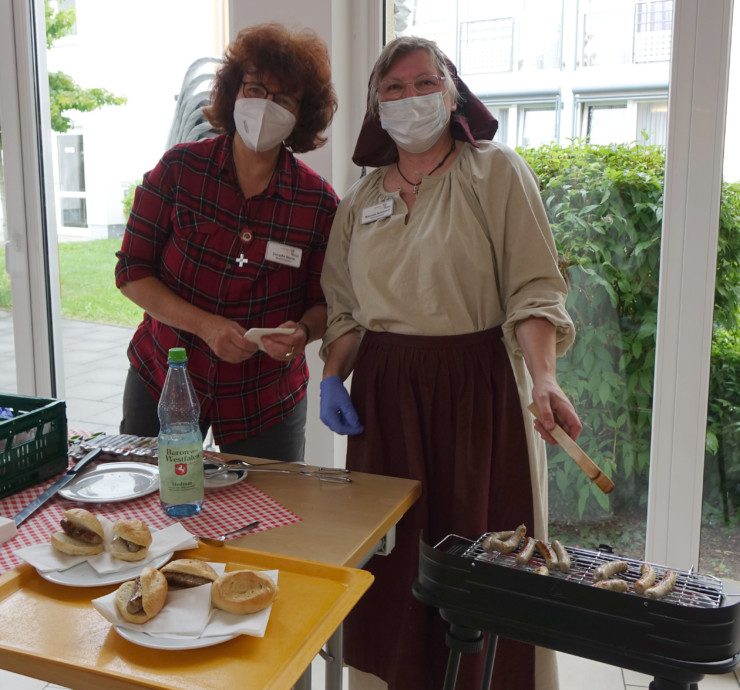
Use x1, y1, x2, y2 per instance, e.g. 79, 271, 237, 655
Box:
0, 393, 68, 499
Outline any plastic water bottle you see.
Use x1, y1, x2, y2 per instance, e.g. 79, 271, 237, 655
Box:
157, 347, 204, 517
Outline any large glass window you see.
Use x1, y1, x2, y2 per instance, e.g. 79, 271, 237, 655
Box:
700, 8, 739, 580
38, 0, 227, 434
392, 0, 737, 580
0, 125, 16, 394
394, 0, 671, 563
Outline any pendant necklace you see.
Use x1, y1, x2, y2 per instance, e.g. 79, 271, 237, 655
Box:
396, 139, 456, 195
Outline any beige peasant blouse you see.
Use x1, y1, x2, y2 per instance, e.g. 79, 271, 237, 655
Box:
321, 140, 574, 690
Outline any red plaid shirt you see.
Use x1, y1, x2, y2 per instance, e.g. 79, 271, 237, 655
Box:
115, 135, 338, 444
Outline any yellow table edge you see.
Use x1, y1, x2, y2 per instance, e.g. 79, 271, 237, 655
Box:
0, 544, 373, 690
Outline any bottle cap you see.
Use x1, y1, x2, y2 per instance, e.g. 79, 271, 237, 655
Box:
168, 347, 188, 363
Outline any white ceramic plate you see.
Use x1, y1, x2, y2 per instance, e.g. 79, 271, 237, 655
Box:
114, 627, 238, 650
37, 551, 172, 587
204, 466, 248, 490
58, 461, 159, 503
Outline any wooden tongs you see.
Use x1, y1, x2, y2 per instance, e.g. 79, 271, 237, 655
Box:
528, 403, 614, 494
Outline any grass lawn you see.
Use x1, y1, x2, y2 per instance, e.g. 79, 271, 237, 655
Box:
0, 237, 143, 327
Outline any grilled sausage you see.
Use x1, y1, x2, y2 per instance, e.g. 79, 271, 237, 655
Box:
126, 577, 144, 614
504, 524, 527, 551
535, 540, 559, 570
594, 559, 628, 582
633, 563, 658, 594
481, 534, 509, 553
594, 578, 629, 592
551, 540, 571, 573
483, 524, 527, 554
491, 530, 515, 541
112, 536, 145, 553
645, 570, 677, 600
534, 565, 549, 576
60, 518, 103, 545
515, 537, 537, 565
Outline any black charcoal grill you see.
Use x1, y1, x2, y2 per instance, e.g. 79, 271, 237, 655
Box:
413, 534, 740, 690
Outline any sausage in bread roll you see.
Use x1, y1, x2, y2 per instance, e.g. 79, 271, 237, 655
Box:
109, 519, 153, 562
211, 569, 277, 614
114, 566, 168, 623
51, 508, 105, 556
160, 559, 218, 588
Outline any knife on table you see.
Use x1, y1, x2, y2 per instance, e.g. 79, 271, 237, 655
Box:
13, 448, 103, 527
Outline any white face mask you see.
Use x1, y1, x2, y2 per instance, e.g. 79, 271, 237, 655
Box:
233, 98, 297, 152
379, 92, 450, 153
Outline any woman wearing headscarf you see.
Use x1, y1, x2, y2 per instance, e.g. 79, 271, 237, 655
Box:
115, 24, 338, 461
319, 36, 581, 689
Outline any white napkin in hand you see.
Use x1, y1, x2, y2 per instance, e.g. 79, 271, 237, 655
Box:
88, 522, 198, 575
91, 562, 227, 635
203, 570, 279, 639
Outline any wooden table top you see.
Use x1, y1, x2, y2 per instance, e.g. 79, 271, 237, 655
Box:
211, 453, 422, 568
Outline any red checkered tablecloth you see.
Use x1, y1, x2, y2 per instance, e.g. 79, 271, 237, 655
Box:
0, 476, 301, 574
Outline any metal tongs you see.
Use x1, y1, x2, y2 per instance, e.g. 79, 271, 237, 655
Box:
203, 458, 352, 483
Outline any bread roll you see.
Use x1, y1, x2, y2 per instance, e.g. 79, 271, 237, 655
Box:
211, 570, 277, 614
51, 508, 105, 555
114, 567, 168, 624
109, 519, 152, 562
160, 559, 218, 588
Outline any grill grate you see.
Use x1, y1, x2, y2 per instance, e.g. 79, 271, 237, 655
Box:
449, 533, 724, 609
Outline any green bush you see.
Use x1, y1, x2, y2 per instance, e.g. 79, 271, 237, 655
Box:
520, 142, 739, 522
121, 179, 140, 224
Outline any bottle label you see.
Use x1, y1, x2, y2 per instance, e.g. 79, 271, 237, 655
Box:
158, 442, 204, 505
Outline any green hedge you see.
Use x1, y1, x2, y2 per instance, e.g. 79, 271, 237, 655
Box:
519, 143, 739, 522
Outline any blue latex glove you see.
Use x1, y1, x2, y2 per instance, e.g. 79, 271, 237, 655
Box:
320, 376, 364, 435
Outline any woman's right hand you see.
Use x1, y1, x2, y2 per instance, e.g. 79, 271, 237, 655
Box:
201, 315, 259, 363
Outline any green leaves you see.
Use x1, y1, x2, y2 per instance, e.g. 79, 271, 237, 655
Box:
521, 141, 738, 525
45, 1, 126, 132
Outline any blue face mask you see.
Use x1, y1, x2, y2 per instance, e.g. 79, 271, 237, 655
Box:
379, 92, 449, 153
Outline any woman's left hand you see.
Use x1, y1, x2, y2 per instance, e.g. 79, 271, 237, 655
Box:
530, 376, 582, 444
261, 321, 309, 363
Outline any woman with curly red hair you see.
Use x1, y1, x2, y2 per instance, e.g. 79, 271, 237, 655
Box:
115, 23, 338, 461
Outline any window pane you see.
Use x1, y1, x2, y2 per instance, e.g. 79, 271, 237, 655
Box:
636, 100, 668, 145
585, 104, 631, 144
520, 108, 557, 147
0, 125, 17, 394
700, 7, 739, 580
42, 0, 226, 434
56, 134, 85, 192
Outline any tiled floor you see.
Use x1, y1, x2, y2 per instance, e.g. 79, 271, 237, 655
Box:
0, 654, 737, 689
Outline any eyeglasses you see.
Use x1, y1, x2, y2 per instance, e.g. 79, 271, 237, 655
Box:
378, 74, 445, 101
241, 81, 300, 113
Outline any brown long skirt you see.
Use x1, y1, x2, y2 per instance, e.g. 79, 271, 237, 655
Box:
343, 328, 535, 690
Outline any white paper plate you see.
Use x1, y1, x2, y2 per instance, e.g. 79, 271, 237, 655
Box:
114, 627, 238, 650
204, 467, 248, 490
58, 461, 159, 503
38, 551, 173, 587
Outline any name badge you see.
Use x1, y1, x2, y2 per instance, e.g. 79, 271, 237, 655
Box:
360, 198, 394, 224
265, 240, 302, 268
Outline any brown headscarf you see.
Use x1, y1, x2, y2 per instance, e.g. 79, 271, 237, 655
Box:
352, 56, 498, 168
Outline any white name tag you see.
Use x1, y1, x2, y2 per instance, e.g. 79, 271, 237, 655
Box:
265, 241, 302, 268
360, 198, 394, 224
